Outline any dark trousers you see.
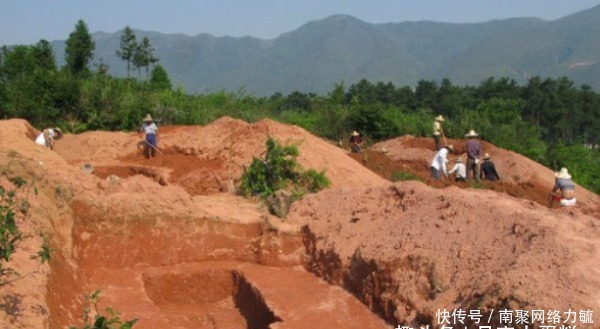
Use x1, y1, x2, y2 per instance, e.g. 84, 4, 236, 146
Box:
434, 135, 441, 150
430, 167, 440, 180
466, 157, 480, 181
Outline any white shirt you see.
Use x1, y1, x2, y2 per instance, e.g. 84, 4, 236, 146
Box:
35, 129, 56, 146
142, 122, 158, 135
431, 148, 449, 175
449, 163, 466, 179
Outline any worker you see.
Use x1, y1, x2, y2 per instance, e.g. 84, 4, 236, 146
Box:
35, 127, 62, 150
465, 129, 482, 182
548, 167, 576, 207
139, 114, 159, 158
349, 131, 363, 153
448, 157, 467, 182
430, 144, 454, 180
480, 153, 500, 181
433, 115, 446, 151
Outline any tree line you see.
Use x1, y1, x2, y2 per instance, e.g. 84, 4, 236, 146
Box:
0, 20, 598, 193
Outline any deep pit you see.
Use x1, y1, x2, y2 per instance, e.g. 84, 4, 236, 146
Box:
44, 198, 388, 329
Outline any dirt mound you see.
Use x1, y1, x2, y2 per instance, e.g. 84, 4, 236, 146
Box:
369, 135, 600, 218
56, 117, 387, 195
287, 181, 600, 326
1, 117, 599, 329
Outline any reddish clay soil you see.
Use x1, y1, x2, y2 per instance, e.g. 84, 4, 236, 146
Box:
0, 118, 598, 329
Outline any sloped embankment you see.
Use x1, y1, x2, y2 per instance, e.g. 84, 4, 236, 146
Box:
287, 180, 600, 326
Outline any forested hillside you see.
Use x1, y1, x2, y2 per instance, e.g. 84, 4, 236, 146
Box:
39, 4, 600, 95
1, 20, 599, 193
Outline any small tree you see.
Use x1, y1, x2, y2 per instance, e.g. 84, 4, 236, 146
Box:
115, 27, 137, 78
149, 64, 171, 90
133, 36, 158, 80
69, 290, 138, 329
65, 20, 95, 75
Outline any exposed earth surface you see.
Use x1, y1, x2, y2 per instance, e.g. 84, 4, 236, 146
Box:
0, 117, 598, 329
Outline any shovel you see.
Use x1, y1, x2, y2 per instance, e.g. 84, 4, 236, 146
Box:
144, 140, 164, 155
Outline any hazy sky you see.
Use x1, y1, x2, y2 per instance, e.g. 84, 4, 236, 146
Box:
1, 0, 599, 46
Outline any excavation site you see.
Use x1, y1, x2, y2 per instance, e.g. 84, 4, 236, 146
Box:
0, 117, 599, 328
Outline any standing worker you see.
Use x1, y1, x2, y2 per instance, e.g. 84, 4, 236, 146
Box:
35, 127, 62, 150
349, 131, 363, 153
430, 144, 454, 180
139, 114, 159, 158
433, 115, 446, 151
548, 167, 576, 207
465, 129, 482, 182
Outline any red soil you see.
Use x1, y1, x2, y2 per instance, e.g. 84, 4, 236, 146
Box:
0, 118, 598, 329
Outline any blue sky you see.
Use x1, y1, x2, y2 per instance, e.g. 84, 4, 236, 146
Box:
1, 0, 599, 46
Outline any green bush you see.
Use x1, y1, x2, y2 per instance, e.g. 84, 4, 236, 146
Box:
69, 290, 138, 329
0, 186, 20, 283
240, 138, 330, 198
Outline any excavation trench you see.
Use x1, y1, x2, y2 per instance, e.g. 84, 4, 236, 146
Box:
45, 199, 387, 329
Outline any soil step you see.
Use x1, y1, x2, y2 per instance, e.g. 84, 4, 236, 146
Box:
85, 261, 388, 329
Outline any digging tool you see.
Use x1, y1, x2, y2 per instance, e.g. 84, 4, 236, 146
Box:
144, 140, 164, 155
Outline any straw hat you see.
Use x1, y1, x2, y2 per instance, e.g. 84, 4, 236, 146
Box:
446, 144, 454, 151
54, 127, 63, 139
555, 167, 572, 179
455, 157, 462, 163
351, 131, 359, 136
81, 163, 94, 174
483, 153, 491, 160
143, 114, 153, 122
465, 129, 479, 137
435, 115, 445, 122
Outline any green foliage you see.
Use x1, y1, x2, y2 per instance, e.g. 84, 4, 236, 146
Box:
0, 186, 21, 284
391, 171, 423, 182
35, 236, 53, 265
149, 64, 171, 90
70, 290, 138, 329
65, 20, 95, 75
115, 27, 137, 78
547, 144, 600, 194
240, 138, 330, 198
134, 36, 159, 80
447, 98, 547, 161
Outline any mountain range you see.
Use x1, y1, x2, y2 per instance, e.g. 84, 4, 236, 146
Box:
51, 4, 600, 96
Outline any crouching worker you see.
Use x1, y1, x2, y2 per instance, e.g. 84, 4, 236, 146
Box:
430, 144, 454, 180
139, 114, 159, 158
35, 127, 62, 150
449, 157, 466, 182
548, 167, 576, 207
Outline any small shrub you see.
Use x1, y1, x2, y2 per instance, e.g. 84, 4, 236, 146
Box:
240, 138, 330, 199
0, 186, 21, 284
69, 290, 138, 329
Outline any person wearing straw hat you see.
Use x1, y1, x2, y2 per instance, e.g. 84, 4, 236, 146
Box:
465, 129, 482, 182
448, 156, 467, 182
35, 127, 63, 150
349, 130, 363, 153
480, 153, 500, 181
433, 115, 446, 151
548, 167, 576, 207
139, 113, 159, 158
430, 144, 454, 180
